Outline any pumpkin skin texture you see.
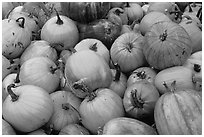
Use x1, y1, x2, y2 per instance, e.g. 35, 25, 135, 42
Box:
74, 38, 110, 64
143, 21, 192, 70
102, 117, 157, 135
79, 88, 125, 134
2, 119, 16, 135
64, 50, 112, 98
154, 66, 200, 94
60, 2, 111, 24
110, 32, 146, 73
123, 82, 160, 119
59, 124, 90, 135
46, 90, 82, 131
139, 12, 171, 35
3, 84, 54, 133
190, 51, 202, 60
20, 40, 58, 65
41, 13, 79, 51
179, 20, 202, 53
19, 57, 60, 94
154, 89, 202, 135
2, 55, 12, 80
127, 67, 157, 87
2, 18, 32, 59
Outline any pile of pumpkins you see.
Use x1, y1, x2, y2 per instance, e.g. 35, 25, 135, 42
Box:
2, 2, 202, 135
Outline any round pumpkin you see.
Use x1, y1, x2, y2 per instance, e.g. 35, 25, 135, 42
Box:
143, 21, 192, 70
46, 90, 82, 131
41, 11, 79, 51
2, 119, 16, 135
79, 88, 125, 134
179, 20, 202, 53
110, 32, 146, 73
139, 12, 171, 35
64, 50, 112, 98
2, 17, 32, 59
154, 88, 202, 135
60, 2, 111, 23
59, 124, 90, 135
20, 40, 58, 65
127, 67, 157, 87
3, 84, 54, 132
19, 57, 60, 94
154, 66, 200, 94
123, 81, 160, 119
102, 117, 157, 135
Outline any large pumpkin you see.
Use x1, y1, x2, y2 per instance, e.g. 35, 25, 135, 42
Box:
60, 2, 111, 23
64, 50, 112, 98
143, 21, 192, 70
110, 32, 146, 73
3, 84, 54, 132
154, 87, 202, 135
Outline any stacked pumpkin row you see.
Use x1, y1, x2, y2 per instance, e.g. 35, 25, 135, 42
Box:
2, 2, 202, 135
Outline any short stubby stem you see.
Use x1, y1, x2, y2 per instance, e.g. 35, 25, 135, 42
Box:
159, 30, 168, 41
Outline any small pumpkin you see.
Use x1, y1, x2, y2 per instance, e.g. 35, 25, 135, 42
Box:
2, 17, 32, 59
60, 2, 111, 24
3, 84, 54, 132
2, 119, 16, 135
41, 10, 79, 51
107, 7, 128, 25
123, 81, 160, 119
110, 32, 146, 73
143, 21, 192, 70
74, 38, 110, 64
46, 90, 82, 131
79, 88, 125, 134
102, 117, 157, 135
19, 57, 60, 94
127, 67, 157, 87
154, 84, 202, 135
59, 124, 90, 135
20, 40, 58, 65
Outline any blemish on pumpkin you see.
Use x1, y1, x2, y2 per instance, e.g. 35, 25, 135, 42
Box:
12, 32, 15, 35
182, 50, 185, 55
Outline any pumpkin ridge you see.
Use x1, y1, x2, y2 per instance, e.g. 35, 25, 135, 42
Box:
186, 91, 202, 114
165, 38, 191, 51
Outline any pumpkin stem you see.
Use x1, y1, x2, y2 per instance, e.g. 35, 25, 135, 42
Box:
163, 81, 176, 93
50, 66, 60, 74
89, 43, 98, 52
7, 84, 19, 102
136, 71, 146, 79
69, 47, 77, 53
55, 8, 63, 25
159, 30, 168, 41
14, 64, 21, 83
113, 63, 121, 82
126, 43, 133, 52
131, 89, 144, 109
97, 127, 103, 135
126, 2, 130, 7
16, 17, 25, 28
115, 9, 124, 16
194, 64, 201, 72
88, 92, 97, 102
72, 78, 90, 97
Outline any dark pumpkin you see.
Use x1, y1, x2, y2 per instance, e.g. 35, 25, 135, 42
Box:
60, 2, 111, 24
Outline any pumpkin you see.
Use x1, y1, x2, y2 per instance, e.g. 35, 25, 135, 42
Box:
60, 2, 111, 24
78, 19, 121, 50
143, 21, 192, 70
79, 88, 125, 134
19, 57, 60, 94
110, 32, 146, 73
179, 20, 202, 53
127, 67, 157, 87
102, 117, 157, 135
59, 124, 90, 135
109, 63, 127, 98
2, 17, 32, 59
120, 25, 132, 35
123, 81, 160, 119
154, 66, 200, 94
46, 90, 82, 131
74, 38, 110, 64
2, 119, 16, 135
139, 12, 171, 35
2, 56, 12, 80
124, 3, 144, 24
107, 7, 128, 26
59, 49, 73, 64
20, 40, 58, 65
27, 129, 47, 135
141, 4, 150, 15
41, 10, 79, 51
3, 84, 54, 132
154, 86, 202, 135
190, 51, 202, 60
64, 50, 112, 98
